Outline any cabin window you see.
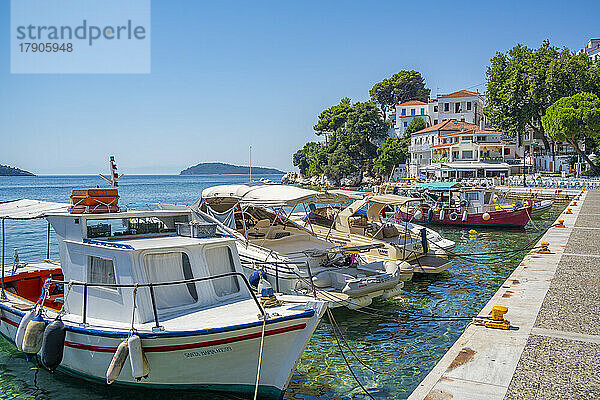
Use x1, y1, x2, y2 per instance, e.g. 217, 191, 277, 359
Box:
88, 256, 116, 285
466, 192, 479, 201
484, 192, 493, 204
205, 246, 240, 297
144, 252, 198, 309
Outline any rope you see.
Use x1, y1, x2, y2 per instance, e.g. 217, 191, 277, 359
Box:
327, 309, 376, 400
130, 284, 138, 335
56, 280, 73, 319
253, 315, 267, 400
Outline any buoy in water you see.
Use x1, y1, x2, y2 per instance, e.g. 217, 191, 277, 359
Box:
22, 314, 46, 354
128, 334, 149, 381
469, 229, 477, 235
41, 319, 66, 372
482, 212, 491, 221
107, 339, 129, 384
15, 309, 36, 351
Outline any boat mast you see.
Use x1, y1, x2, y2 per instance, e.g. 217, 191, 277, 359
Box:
99, 155, 121, 188
249, 146, 252, 182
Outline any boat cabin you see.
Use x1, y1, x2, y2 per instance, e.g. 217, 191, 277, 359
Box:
1, 204, 250, 327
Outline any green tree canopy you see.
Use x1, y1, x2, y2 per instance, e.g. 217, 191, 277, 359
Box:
313, 97, 352, 135
485, 41, 600, 150
542, 92, 600, 173
405, 117, 427, 134
295, 100, 390, 179
369, 71, 430, 119
373, 137, 408, 177
292, 142, 322, 176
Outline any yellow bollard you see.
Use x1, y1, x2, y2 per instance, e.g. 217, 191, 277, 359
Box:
538, 242, 550, 254
555, 220, 565, 228
491, 306, 508, 321
572, 201, 577, 206
566, 208, 572, 214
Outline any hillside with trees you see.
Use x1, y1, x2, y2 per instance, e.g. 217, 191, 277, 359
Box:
0, 165, 34, 176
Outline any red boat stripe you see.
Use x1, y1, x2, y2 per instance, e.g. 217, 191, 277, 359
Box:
1, 316, 19, 327
64, 323, 307, 353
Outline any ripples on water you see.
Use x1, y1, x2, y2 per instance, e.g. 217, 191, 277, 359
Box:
0, 175, 563, 399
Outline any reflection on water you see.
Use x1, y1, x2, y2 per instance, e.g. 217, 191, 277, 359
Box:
0, 176, 562, 399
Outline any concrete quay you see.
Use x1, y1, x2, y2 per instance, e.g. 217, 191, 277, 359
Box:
408, 189, 600, 400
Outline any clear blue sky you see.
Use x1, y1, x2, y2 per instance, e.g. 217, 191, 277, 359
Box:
1, 0, 598, 174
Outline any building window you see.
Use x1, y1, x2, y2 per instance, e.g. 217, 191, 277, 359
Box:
420, 108, 425, 115
444, 103, 449, 112
433, 119, 438, 124
401, 108, 406, 116
466, 101, 472, 111
455, 103, 460, 113
411, 109, 415, 115
404, 121, 408, 127
504, 148, 510, 155
462, 150, 473, 159
434, 105, 438, 112
524, 133, 530, 140
88, 256, 116, 285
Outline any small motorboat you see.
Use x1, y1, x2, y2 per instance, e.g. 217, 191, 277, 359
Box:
291, 193, 453, 276
197, 184, 405, 309
496, 199, 553, 218
0, 197, 326, 399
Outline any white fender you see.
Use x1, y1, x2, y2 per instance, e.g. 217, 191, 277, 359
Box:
462, 210, 468, 222
22, 314, 45, 354
439, 209, 445, 220
413, 210, 423, 220
128, 335, 147, 381
15, 309, 36, 351
107, 339, 129, 384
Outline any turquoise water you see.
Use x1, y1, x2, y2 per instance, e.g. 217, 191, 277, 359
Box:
0, 175, 562, 399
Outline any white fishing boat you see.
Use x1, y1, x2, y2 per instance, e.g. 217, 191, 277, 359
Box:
0, 198, 326, 399
197, 184, 406, 309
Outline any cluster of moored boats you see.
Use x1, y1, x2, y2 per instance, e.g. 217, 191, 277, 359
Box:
0, 178, 552, 398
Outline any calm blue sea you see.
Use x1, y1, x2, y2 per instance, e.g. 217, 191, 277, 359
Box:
0, 175, 562, 400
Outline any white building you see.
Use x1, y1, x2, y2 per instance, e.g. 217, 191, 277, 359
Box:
578, 38, 600, 62
408, 119, 518, 178
393, 100, 429, 136
392, 89, 487, 137
433, 90, 487, 127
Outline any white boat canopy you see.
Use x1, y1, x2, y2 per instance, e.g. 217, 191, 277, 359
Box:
0, 199, 70, 220
200, 184, 350, 208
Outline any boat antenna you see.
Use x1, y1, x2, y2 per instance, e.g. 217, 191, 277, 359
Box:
249, 145, 252, 182
99, 155, 122, 188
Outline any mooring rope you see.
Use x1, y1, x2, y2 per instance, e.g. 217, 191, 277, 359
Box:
253, 315, 267, 400
327, 309, 376, 400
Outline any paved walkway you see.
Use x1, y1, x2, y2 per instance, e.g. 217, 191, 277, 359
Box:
408, 190, 600, 400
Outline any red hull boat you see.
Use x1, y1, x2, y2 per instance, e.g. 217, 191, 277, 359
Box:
398, 204, 532, 228
394, 183, 532, 228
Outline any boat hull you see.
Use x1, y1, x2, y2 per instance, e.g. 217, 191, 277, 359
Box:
0, 302, 324, 399
399, 206, 532, 228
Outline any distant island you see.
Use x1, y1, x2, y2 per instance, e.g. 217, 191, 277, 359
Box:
0, 164, 35, 176
180, 162, 284, 175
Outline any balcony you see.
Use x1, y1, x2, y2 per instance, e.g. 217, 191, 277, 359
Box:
408, 144, 430, 152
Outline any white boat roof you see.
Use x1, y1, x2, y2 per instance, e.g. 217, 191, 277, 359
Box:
368, 194, 418, 206
201, 183, 349, 207
0, 199, 70, 220
81, 235, 235, 251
